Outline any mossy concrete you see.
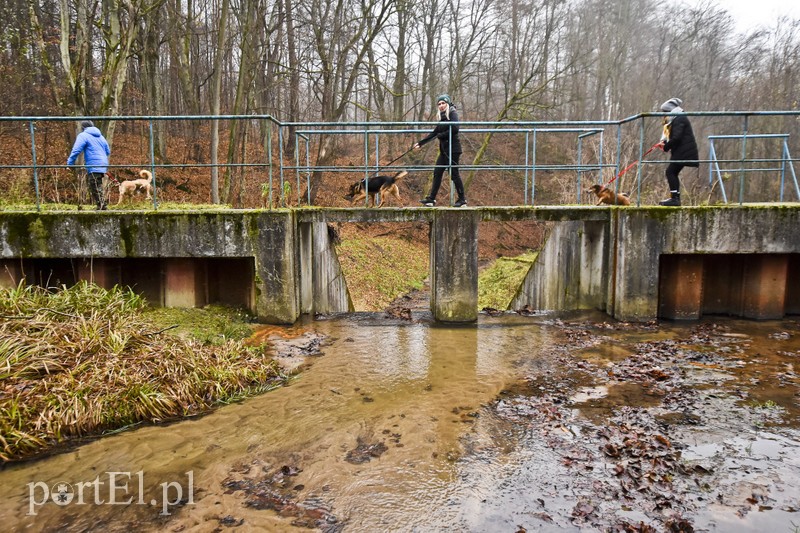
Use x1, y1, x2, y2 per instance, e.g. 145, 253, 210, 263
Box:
512, 205, 800, 321
0, 211, 299, 324
2, 205, 798, 323
430, 210, 480, 322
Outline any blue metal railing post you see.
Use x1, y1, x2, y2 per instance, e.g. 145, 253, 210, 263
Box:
615, 123, 624, 205
149, 119, 158, 208
29, 121, 41, 211
598, 131, 604, 186
524, 131, 530, 205
305, 137, 311, 205
531, 130, 537, 206
576, 135, 583, 203
278, 126, 285, 201
784, 140, 800, 200
739, 116, 748, 205
363, 131, 370, 207
267, 120, 273, 209
635, 119, 644, 206
448, 123, 453, 206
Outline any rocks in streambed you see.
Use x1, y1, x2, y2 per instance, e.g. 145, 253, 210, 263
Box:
223, 462, 339, 530
345, 436, 389, 464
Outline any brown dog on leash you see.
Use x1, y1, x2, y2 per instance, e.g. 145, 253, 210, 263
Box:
345, 170, 407, 207
588, 184, 630, 206
117, 170, 153, 204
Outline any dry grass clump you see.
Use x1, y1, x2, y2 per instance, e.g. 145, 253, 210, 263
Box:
0, 281, 285, 462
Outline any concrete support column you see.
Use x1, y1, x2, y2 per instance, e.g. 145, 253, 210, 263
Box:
430, 210, 479, 322
658, 255, 704, 319
0, 260, 22, 289
164, 258, 206, 308
253, 213, 300, 324
742, 255, 788, 319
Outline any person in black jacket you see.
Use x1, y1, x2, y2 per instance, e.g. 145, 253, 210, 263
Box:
658, 97, 699, 206
414, 94, 467, 207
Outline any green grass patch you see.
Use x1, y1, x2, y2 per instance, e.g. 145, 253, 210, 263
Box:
478, 251, 538, 310
144, 305, 257, 344
336, 236, 429, 311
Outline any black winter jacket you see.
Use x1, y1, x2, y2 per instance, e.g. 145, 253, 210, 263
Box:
663, 115, 699, 166
418, 105, 462, 155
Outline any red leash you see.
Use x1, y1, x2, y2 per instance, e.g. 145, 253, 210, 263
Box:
604, 142, 662, 187
105, 173, 121, 186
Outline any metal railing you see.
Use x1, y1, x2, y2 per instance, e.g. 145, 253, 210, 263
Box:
1, 111, 799, 210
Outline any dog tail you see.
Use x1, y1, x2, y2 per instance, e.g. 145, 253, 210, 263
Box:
394, 170, 408, 181
139, 169, 153, 182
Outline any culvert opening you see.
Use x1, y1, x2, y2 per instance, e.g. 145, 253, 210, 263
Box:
331, 221, 430, 313
658, 253, 800, 319
0, 257, 256, 312
477, 220, 548, 313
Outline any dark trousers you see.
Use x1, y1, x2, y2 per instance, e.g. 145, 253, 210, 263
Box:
427, 152, 465, 201
87, 172, 106, 208
665, 162, 684, 192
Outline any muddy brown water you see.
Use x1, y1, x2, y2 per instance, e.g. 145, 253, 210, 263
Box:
1, 312, 799, 532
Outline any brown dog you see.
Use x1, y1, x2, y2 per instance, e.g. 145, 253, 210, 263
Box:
345, 170, 407, 207
117, 169, 153, 204
588, 184, 630, 206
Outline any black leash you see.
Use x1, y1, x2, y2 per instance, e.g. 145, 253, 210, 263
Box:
369, 146, 414, 177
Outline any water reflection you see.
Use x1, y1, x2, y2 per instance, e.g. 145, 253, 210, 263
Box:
0, 313, 798, 532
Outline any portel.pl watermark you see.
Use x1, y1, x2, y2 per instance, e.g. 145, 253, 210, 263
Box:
27, 470, 194, 517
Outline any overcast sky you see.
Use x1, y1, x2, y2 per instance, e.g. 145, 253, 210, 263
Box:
698, 0, 800, 32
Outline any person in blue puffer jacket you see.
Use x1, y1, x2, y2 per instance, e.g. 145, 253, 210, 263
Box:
67, 120, 111, 210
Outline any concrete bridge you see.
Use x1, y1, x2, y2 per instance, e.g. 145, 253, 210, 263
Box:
1, 205, 799, 323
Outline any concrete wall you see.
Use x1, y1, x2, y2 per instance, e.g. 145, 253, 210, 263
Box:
298, 221, 353, 314
509, 220, 609, 313
2, 206, 799, 323
615, 206, 800, 320
430, 210, 479, 322
512, 206, 800, 321
0, 211, 299, 324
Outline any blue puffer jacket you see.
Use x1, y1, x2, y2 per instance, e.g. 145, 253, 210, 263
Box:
67, 127, 111, 173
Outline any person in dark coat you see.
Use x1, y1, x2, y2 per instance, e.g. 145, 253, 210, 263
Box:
413, 94, 467, 207
67, 120, 111, 210
658, 97, 699, 206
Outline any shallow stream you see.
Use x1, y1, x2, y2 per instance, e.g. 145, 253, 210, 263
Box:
1, 312, 799, 531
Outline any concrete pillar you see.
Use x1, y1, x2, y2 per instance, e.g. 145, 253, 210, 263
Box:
741, 255, 788, 319
658, 255, 704, 320
164, 258, 206, 308
430, 210, 479, 322
0, 260, 22, 289
252, 213, 300, 324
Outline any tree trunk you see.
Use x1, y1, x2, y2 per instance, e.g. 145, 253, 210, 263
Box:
209, 0, 230, 204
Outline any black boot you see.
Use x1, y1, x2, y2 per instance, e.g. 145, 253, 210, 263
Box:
659, 192, 681, 206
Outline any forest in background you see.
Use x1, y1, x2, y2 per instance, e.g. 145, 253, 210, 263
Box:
1, 0, 799, 206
